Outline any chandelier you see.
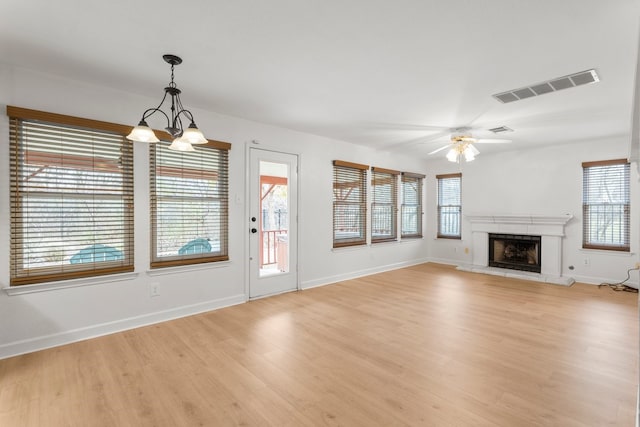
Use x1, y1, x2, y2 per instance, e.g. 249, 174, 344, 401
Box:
446, 136, 479, 163
126, 54, 208, 151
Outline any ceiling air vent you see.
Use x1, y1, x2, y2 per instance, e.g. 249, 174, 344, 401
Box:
493, 69, 599, 103
488, 126, 513, 134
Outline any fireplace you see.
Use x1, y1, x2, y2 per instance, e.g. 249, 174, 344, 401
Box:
489, 233, 541, 273
462, 214, 573, 285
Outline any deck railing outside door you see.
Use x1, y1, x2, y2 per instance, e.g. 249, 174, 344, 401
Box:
261, 229, 287, 266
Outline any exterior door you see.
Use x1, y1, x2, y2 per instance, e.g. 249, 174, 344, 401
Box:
249, 148, 298, 298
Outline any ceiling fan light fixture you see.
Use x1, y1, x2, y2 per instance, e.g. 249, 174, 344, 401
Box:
445, 137, 481, 163
429, 127, 510, 161
463, 145, 477, 162
446, 148, 459, 163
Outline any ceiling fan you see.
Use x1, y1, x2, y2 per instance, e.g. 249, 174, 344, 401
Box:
427, 127, 511, 162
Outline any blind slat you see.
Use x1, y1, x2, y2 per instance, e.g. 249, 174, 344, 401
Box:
371, 169, 398, 242
150, 142, 229, 267
9, 114, 134, 285
437, 175, 461, 238
582, 160, 630, 251
333, 162, 367, 247
401, 173, 423, 238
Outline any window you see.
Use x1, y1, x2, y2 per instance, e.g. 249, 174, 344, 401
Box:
150, 140, 230, 267
7, 106, 134, 285
333, 160, 368, 248
437, 173, 462, 239
371, 167, 399, 243
401, 172, 425, 238
582, 159, 630, 251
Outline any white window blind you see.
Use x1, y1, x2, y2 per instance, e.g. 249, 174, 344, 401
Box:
371, 167, 399, 243
582, 159, 630, 251
150, 140, 230, 267
8, 106, 134, 286
437, 173, 462, 239
401, 172, 425, 238
333, 160, 368, 248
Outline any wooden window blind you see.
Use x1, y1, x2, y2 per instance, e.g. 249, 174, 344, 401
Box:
371, 167, 399, 243
7, 106, 134, 286
401, 172, 425, 238
582, 159, 630, 251
150, 140, 230, 268
333, 160, 368, 248
437, 173, 462, 239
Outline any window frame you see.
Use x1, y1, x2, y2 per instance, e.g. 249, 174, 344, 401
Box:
7, 106, 135, 286
582, 159, 630, 252
150, 139, 231, 268
436, 173, 462, 239
401, 172, 425, 238
332, 160, 369, 248
371, 167, 399, 243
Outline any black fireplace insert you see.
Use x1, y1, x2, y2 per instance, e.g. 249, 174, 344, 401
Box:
488, 233, 541, 273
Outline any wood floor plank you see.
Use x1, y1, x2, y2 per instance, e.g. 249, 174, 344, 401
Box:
0, 263, 636, 426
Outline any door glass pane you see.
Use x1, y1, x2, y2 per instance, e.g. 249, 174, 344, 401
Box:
259, 161, 289, 277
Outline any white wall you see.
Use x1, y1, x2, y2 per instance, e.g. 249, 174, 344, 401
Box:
0, 64, 430, 358
1, 63, 636, 359
426, 139, 640, 287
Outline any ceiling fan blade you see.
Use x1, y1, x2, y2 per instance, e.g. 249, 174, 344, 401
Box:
428, 144, 451, 155
468, 144, 480, 155
413, 130, 451, 145
364, 122, 451, 131
475, 138, 512, 144
382, 129, 450, 150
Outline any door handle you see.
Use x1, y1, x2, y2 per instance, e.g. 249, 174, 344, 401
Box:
251, 228, 258, 234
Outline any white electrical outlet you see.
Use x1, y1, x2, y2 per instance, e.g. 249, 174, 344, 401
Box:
149, 282, 160, 297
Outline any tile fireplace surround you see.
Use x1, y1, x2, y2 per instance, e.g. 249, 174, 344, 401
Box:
457, 214, 575, 286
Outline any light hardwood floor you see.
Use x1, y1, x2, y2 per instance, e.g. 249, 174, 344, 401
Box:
0, 263, 637, 426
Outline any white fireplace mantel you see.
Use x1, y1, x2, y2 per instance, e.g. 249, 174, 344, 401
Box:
459, 213, 574, 285
465, 214, 573, 236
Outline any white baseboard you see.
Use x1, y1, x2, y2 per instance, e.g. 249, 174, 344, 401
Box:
427, 257, 463, 266
0, 294, 246, 360
300, 257, 429, 290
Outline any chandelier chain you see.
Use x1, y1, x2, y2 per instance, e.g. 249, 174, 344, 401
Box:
170, 63, 176, 88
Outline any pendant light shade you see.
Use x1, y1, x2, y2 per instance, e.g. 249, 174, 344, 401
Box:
126, 120, 160, 143
168, 138, 196, 152
463, 144, 479, 162
446, 148, 458, 162
180, 123, 208, 145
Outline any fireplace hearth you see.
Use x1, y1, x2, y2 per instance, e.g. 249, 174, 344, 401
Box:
489, 233, 541, 273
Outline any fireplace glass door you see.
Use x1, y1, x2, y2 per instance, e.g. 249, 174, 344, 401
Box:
488, 233, 541, 273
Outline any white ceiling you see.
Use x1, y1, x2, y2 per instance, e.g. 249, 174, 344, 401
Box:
1, 1, 638, 159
